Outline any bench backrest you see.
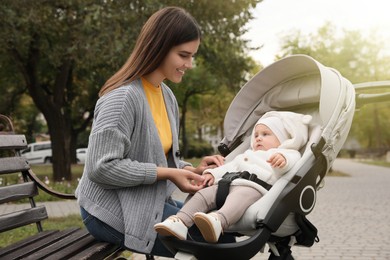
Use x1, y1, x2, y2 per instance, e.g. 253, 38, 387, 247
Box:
0, 114, 48, 233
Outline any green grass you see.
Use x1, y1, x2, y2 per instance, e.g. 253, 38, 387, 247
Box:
32, 164, 85, 176
327, 169, 350, 177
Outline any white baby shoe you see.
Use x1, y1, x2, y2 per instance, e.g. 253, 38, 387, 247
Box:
154, 216, 188, 240
193, 212, 222, 243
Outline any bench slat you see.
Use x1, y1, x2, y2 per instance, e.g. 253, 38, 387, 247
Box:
0, 134, 27, 150
0, 206, 48, 233
0, 227, 80, 260
68, 240, 123, 260
0, 157, 30, 175
0, 230, 58, 257
0, 182, 38, 204
24, 228, 92, 260
0, 227, 122, 260
57, 236, 100, 259
43, 233, 103, 260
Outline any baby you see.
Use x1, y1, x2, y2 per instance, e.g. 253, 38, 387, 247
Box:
155, 111, 312, 242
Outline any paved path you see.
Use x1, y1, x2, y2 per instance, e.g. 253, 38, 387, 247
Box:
2, 159, 389, 259
132, 159, 390, 260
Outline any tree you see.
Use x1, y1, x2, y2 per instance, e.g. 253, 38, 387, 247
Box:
278, 23, 390, 152
0, 1, 155, 180
169, 0, 261, 157
0, 0, 261, 180
171, 53, 257, 158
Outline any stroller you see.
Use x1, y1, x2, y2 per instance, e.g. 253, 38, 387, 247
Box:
159, 54, 357, 260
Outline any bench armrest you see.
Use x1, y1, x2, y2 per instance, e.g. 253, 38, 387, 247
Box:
25, 169, 76, 200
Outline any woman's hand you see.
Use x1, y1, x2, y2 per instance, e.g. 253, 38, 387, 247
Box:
194, 155, 225, 174
157, 167, 205, 194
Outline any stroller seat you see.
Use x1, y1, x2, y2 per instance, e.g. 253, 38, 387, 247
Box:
160, 54, 356, 260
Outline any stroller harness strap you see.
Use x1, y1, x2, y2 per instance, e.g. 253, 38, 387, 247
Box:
216, 171, 272, 209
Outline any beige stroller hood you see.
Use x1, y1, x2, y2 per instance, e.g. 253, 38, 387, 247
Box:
220, 54, 355, 170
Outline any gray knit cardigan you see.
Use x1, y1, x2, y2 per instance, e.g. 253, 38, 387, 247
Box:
75, 78, 190, 253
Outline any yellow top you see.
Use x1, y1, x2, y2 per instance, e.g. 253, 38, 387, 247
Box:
141, 77, 172, 155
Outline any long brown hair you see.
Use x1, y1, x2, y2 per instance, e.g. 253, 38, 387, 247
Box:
99, 6, 201, 97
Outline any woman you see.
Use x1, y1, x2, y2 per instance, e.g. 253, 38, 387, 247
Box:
75, 6, 224, 257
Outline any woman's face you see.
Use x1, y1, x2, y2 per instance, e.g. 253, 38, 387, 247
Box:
158, 39, 200, 83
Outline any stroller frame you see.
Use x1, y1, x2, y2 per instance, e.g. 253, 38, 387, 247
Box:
160, 55, 390, 260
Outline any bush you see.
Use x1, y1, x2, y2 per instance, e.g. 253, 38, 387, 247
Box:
186, 141, 214, 158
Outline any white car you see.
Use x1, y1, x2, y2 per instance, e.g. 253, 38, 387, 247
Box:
21, 141, 52, 164
76, 148, 88, 164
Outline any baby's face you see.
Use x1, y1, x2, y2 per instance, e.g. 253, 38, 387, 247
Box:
252, 124, 281, 151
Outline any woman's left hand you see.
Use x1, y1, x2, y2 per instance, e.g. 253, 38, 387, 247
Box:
194, 155, 225, 174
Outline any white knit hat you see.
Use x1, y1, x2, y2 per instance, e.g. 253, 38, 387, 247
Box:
250, 111, 312, 150
255, 116, 290, 144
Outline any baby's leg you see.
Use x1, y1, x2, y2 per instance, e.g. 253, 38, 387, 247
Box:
217, 186, 262, 229
177, 185, 218, 227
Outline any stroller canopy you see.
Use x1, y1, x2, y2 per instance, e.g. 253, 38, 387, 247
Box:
221, 54, 355, 167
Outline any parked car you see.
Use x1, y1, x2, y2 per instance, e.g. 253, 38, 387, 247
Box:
21, 141, 52, 164
76, 148, 88, 164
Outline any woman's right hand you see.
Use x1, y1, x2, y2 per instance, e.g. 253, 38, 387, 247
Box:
157, 167, 205, 194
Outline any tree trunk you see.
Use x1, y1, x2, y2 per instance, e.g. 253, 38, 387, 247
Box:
17, 35, 74, 181
45, 111, 72, 181
71, 132, 78, 164
197, 127, 202, 142
373, 106, 383, 149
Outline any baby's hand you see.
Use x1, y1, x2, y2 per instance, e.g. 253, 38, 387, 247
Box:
267, 153, 286, 168
202, 173, 215, 187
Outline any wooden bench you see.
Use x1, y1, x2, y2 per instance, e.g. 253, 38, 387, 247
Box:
0, 114, 124, 260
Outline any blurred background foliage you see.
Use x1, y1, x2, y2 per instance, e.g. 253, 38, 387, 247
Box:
0, 0, 260, 180
0, 0, 389, 181
277, 23, 390, 155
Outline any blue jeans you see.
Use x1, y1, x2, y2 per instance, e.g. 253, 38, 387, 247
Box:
80, 199, 184, 257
